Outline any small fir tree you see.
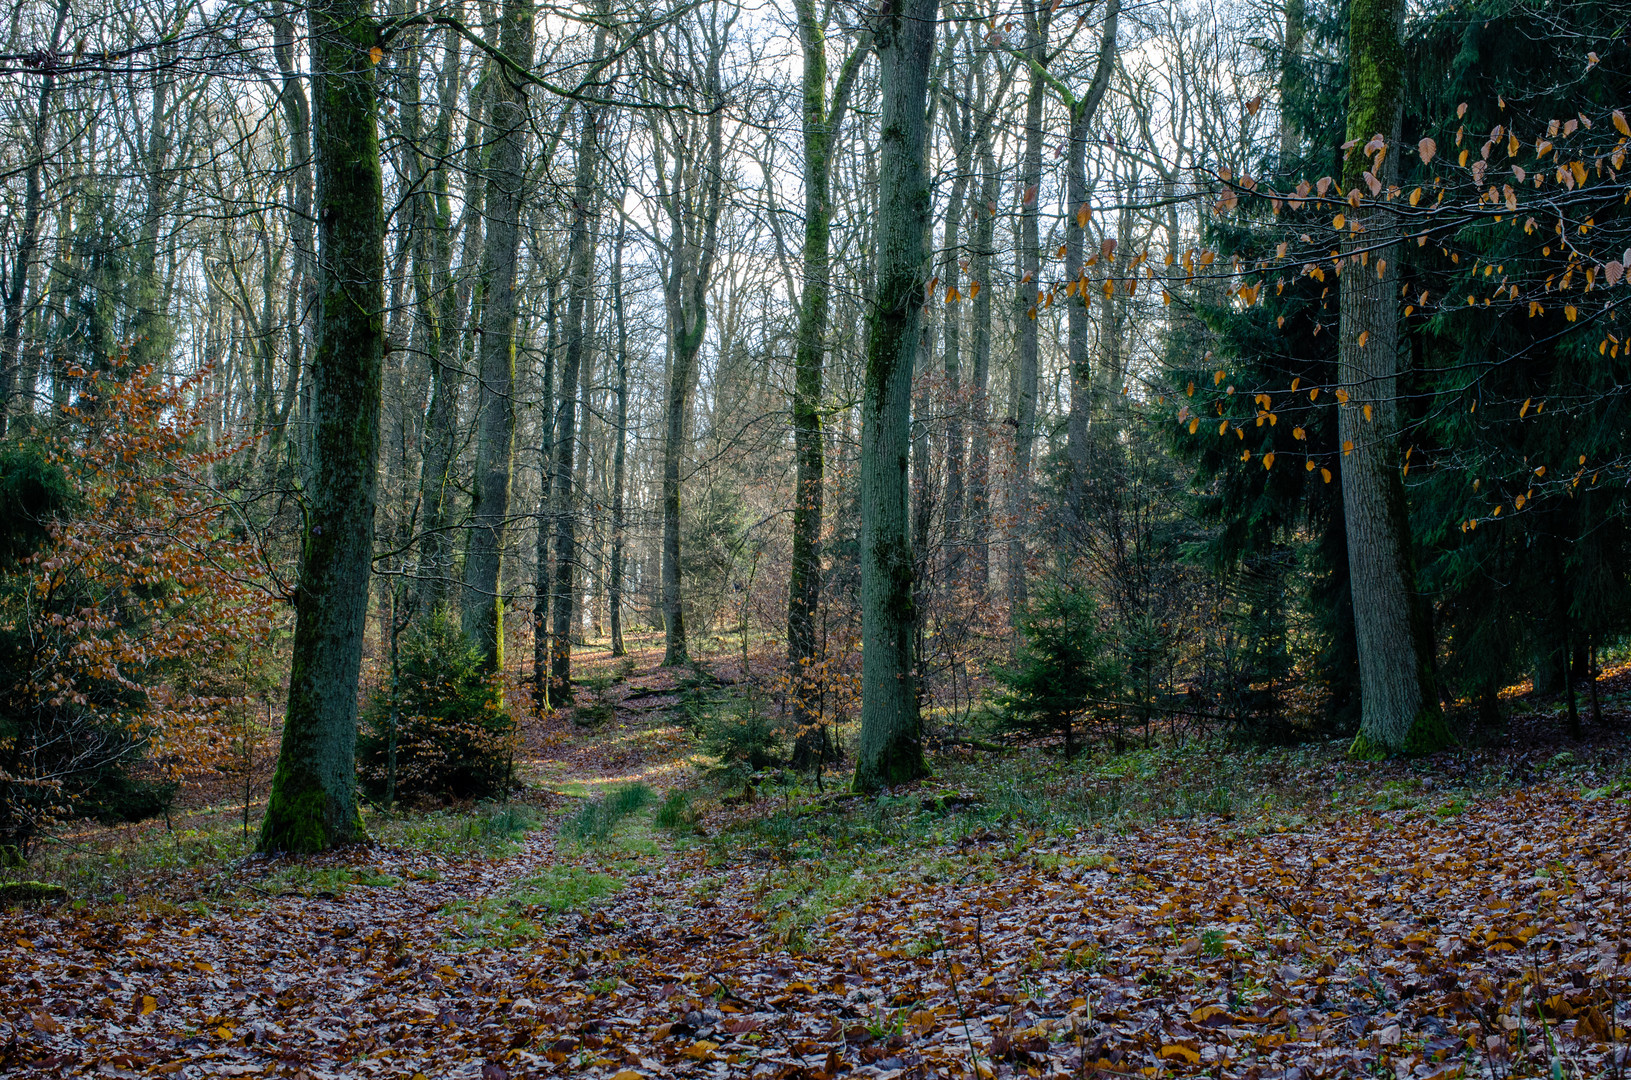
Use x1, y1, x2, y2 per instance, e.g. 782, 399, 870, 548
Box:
991, 578, 1119, 757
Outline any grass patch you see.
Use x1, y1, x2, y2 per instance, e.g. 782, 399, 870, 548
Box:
445, 866, 622, 949
370, 800, 543, 859
258, 864, 403, 899
561, 783, 655, 844
654, 788, 700, 832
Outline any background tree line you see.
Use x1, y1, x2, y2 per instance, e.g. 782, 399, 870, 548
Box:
0, 0, 1627, 854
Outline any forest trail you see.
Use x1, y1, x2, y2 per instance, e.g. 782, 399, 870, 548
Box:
2, 649, 1629, 1078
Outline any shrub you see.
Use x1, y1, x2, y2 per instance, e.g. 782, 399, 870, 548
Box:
358, 610, 515, 804
699, 704, 782, 781
0, 371, 278, 860
990, 578, 1119, 757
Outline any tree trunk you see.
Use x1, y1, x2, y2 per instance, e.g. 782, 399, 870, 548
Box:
1279, 0, 1306, 168
461, 0, 535, 670
551, 61, 607, 697
1339, 0, 1442, 755
1009, 4, 1047, 624
609, 224, 629, 659
967, 126, 997, 590
414, 17, 462, 614
659, 35, 727, 668
853, 0, 938, 793
941, 97, 970, 578
533, 277, 558, 710
1060, 0, 1120, 509
258, 0, 385, 853
788, 0, 838, 765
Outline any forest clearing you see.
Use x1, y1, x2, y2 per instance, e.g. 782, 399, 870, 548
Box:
4, 0, 1631, 1075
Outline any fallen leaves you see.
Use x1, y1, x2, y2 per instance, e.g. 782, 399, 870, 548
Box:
2, 734, 1629, 1080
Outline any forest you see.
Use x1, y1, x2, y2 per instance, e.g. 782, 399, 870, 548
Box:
0, 0, 1628, 1075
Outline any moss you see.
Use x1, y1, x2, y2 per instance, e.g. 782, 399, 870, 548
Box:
1349, 707, 1453, 759
0, 880, 67, 906
258, 777, 364, 855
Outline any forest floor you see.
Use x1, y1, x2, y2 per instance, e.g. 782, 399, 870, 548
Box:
2, 638, 1630, 1080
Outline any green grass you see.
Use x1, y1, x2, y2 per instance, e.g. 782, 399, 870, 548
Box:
560, 783, 655, 844
370, 800, 544, 858
444, 866, 622, 949
258, 863, 403, 899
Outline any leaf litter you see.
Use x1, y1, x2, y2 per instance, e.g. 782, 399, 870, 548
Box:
2, 672, 1629, 1080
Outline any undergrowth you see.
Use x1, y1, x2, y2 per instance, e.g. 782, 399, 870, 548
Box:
444, 866, 622, 949
561, 783, 655, 844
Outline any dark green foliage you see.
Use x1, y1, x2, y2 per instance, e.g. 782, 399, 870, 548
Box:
991, 578, 1119, 757
1160, 0, 1358, 734
700, 705, 783, 777
1404, 1, 1631, 725
0, 445, 72, 568
0, 443, 165, 853
357, 610, 515, 804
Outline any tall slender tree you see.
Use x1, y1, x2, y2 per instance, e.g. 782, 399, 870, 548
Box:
788, 0, 869, 766
853, 0, 939, 793
259, 0, 385, 853
550, 12, 610, 697
653, 9, 729, 667
608, 220, 631, 659
462, 0, 536, 670
1007, 1, 1048, 624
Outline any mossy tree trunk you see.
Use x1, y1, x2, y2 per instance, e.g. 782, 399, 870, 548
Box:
1338, 0, 1443, 755
461, 0, 535, 670
258, 0, 384, 854
853, 0, 939, 793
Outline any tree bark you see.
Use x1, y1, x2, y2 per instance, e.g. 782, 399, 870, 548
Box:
1279, 0, 1306, 168
1339, 0, 1441, 755
967, 119, 997, 590
259, 0, 385, 853
1008, 3, 1047, 625
658, 29, 727, 668
941, 94, 970, 578
609, 223, 630, 659
414, 16, 463, 614
461, 0, 535, 670
853, 0, 939, 793
788, 1, 867, 766
1058, 0, 1119, 509
533, 276, 558, 710
551, 53, 607, 697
